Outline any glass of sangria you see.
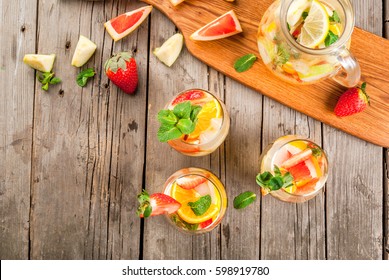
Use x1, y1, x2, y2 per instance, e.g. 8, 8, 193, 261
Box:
257, 135, 328, 203
257, 0, 360, 87
162, 168, 227, 233
157, 89, 230, 156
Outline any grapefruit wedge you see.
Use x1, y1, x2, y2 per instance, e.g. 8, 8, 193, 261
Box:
190, 10, 243, 41
104, 5, 152, 42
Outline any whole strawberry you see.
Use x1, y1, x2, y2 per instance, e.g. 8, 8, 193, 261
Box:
334, 82, 369, 117
104, 52, 138, 94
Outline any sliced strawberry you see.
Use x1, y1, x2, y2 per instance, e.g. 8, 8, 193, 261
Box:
171, 90, 206, 105
281, 148, 312, 169
176, 175, 207, 190
199, 218, 213, 229
137, 191, 181, 218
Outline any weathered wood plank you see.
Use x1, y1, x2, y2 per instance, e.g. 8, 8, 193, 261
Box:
385, 149, 389, 260
143, 7, 222, 259
0, 0, 37, 259
384, 0, 388, 37
30, 0, 145, 259
221, 78, 262, 260
260, 101, 325, 260
324, 0, 383, 260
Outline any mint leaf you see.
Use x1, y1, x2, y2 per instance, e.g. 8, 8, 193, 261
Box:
157, 125, 182, 142
37, 71, 61, 91
275, 43, 290, 65
234, 54, 257, 73
77, 68, 95, 87
329, 11, 340, 23
302, 11, 309, 20
311, 147, 322, 157
49, 77, 61, 85
233, 191, 257, 209
176, 119, 195, 135
190, 105, 202, 122
325, 30, 338, 47
256, 166, 295, 193
173, 101, 192, 119
188, 195, 211, 216
157, 102, 202, 142
171, 214, 199, 231
158, 109, 178, 126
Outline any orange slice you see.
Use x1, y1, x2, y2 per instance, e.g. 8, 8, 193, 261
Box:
190, 10, 242, 41
171, 182, 219, 224
187, 99, 221, 141
104, 6, 152, 42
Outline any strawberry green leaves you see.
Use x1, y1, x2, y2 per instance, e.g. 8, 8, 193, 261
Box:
157, 101, 201, 142
256, 165, 294, 192
234, 54, 257, 73
37, 72, 61, 91
233, 191, 256, 209
188, 195, 211, 216
76, 68, 96, 87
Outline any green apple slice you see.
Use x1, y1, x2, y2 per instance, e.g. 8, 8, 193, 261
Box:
71, 35, 97, 67
153, 33, 184, 67
23, 54, 56, 72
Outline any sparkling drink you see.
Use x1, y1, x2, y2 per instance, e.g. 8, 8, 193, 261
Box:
164, 89, 230, 156
257, 0, 360, 87
162, 168, 227, 233
258, 135, 328, 203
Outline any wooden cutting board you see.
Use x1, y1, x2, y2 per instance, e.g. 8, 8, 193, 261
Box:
142, 0, 389, 147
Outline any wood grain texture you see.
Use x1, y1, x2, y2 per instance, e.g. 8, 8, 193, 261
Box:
260, 101, 325, 259
0, 0, 37, 260
142, 7, 219, 260
29, 0, 145, 259
324, 0, 383, 260
221, 78, 262, 260
142, 0, 389, 147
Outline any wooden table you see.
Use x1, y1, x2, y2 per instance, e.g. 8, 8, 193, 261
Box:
0, 0, 388, 260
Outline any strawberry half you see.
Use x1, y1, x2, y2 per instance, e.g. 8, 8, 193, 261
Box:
137, 191, 181, 218
176, 175, 207, 189
171, 90, 206, 105
334, 82, 369, 117
105, 51, 138, 94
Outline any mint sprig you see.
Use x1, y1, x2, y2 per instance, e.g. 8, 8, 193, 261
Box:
302, 11, 309, 20
77, 68, 95, 87
325, 30, 339, 47
256, 165, 294, 192
37, 72, 61, 91
188, 195, 211, 216
329, 11, 340, 23
157, 101, 201, 142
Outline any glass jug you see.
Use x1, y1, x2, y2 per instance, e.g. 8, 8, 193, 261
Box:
257, 0, 360, 87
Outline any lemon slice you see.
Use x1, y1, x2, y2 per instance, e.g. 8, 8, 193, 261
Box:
153, 33, 184, 67
188, 99, 222, 141
298, 0, 329, 48
23, 54, 56, 72
71, 35, 97, 67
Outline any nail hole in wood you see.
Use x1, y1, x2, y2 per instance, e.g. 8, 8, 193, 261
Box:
20, 25, 26, 32
133, 48, 137, 53
58, 89, 64, 96
65, 41, 71, 49
104, 83, 109, 89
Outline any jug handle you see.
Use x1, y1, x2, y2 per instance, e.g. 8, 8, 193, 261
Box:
332, 48, 361, 88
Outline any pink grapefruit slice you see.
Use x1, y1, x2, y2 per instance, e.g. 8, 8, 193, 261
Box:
190, 10, 243, 41
104, 5, 152, 42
